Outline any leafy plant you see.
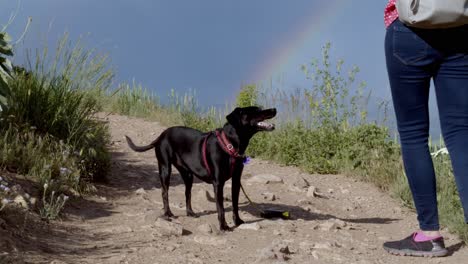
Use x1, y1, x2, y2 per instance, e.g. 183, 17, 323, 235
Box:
39, 182, 69, 220
300, 42, 369, 129
236, 84, 258, 107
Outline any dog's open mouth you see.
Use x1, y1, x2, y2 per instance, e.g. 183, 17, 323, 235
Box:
256, 121, 275, 130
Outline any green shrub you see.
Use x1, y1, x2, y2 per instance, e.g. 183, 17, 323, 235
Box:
0, 34, 112, 183
236, 84, 258, 107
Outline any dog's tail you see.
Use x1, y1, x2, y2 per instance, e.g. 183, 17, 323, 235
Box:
125, 135, 156, 152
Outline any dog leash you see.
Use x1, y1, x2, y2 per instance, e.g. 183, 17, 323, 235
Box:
240, 183, 260, 210
240, 182, 290, 219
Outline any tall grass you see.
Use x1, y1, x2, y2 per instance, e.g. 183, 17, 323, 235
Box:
104, 84, 223, 131
0, 34, 113, 218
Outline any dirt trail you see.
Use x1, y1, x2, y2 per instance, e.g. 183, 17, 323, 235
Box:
8, 114, 468, 263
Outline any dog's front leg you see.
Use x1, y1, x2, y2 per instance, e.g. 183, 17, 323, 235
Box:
213, 181, 231, 231
231, 171, 244, 226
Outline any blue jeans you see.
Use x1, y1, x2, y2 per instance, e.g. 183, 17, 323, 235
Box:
385, 19, 468, 231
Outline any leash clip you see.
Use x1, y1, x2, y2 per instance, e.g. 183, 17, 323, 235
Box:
227, 144, 234, 151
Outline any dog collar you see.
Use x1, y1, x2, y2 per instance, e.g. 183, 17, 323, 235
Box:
215, 130, 245, 159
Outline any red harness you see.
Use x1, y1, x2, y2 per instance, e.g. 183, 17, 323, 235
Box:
202, 130, 245, 178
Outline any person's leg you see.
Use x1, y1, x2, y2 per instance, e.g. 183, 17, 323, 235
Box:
383, 20, 448, 257
385, 20, 440, 231
434, 52, 468, 224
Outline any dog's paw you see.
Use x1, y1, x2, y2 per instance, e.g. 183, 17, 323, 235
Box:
187, 211, 199, 218
220, 224, 233, 232
234, 218, 245, 226
162, 211, 176, 220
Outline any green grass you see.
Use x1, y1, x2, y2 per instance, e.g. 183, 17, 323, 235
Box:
103, 84, 223, 131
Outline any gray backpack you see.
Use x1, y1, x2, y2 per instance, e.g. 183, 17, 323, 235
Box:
396, 0, 468, 28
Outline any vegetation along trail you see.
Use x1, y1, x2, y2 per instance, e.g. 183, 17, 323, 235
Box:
1, 113, 466, 263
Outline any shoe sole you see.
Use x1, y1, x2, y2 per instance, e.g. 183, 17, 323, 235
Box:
384, 246, 448, 257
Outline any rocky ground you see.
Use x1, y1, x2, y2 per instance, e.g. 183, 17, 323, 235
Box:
1, 113, 467, 264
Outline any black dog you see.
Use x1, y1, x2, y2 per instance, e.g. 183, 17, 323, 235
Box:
125, 106, 276, 231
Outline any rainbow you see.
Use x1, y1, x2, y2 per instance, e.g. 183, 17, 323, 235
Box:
250, 1, 351, 83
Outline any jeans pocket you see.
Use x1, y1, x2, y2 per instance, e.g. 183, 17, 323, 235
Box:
392, 25, 429, 66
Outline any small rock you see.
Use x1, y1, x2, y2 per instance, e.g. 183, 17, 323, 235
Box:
279, 245, 292, 254
340, 187, 350, 194
313, 242, 332, 250
165, 245, 176, 252
306, 186, 318, 198
13, 195, 29, 209
197, 223, 213, 234
288, 186, 304, 193
11, 184, 23, 193
247, 174, 283, 184
143, 211, 160, 223
135, 188, 147, 195
29, 197, 37, 206
292, 177, 310, 189
299, 241, 314, 251
288, 224, 297, 233
314, 219, 347, 231
172, 202, 185, 209
296, 199, 311, 205
273, 229, 282, 236
256, 247, 277, 262
333, 219, 347, 229
256, 240, 292, 263
237, 222, 261, 231
193, 235, 227, 246
154, 218, 185, 236
262, 192, 276, 201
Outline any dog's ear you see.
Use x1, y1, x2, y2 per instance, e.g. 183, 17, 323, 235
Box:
226, 107, 242, 127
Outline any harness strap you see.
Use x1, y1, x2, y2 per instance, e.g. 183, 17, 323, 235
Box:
202, 132, 212, 176
215, 130, 245, 159
202, 130, 244, 178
